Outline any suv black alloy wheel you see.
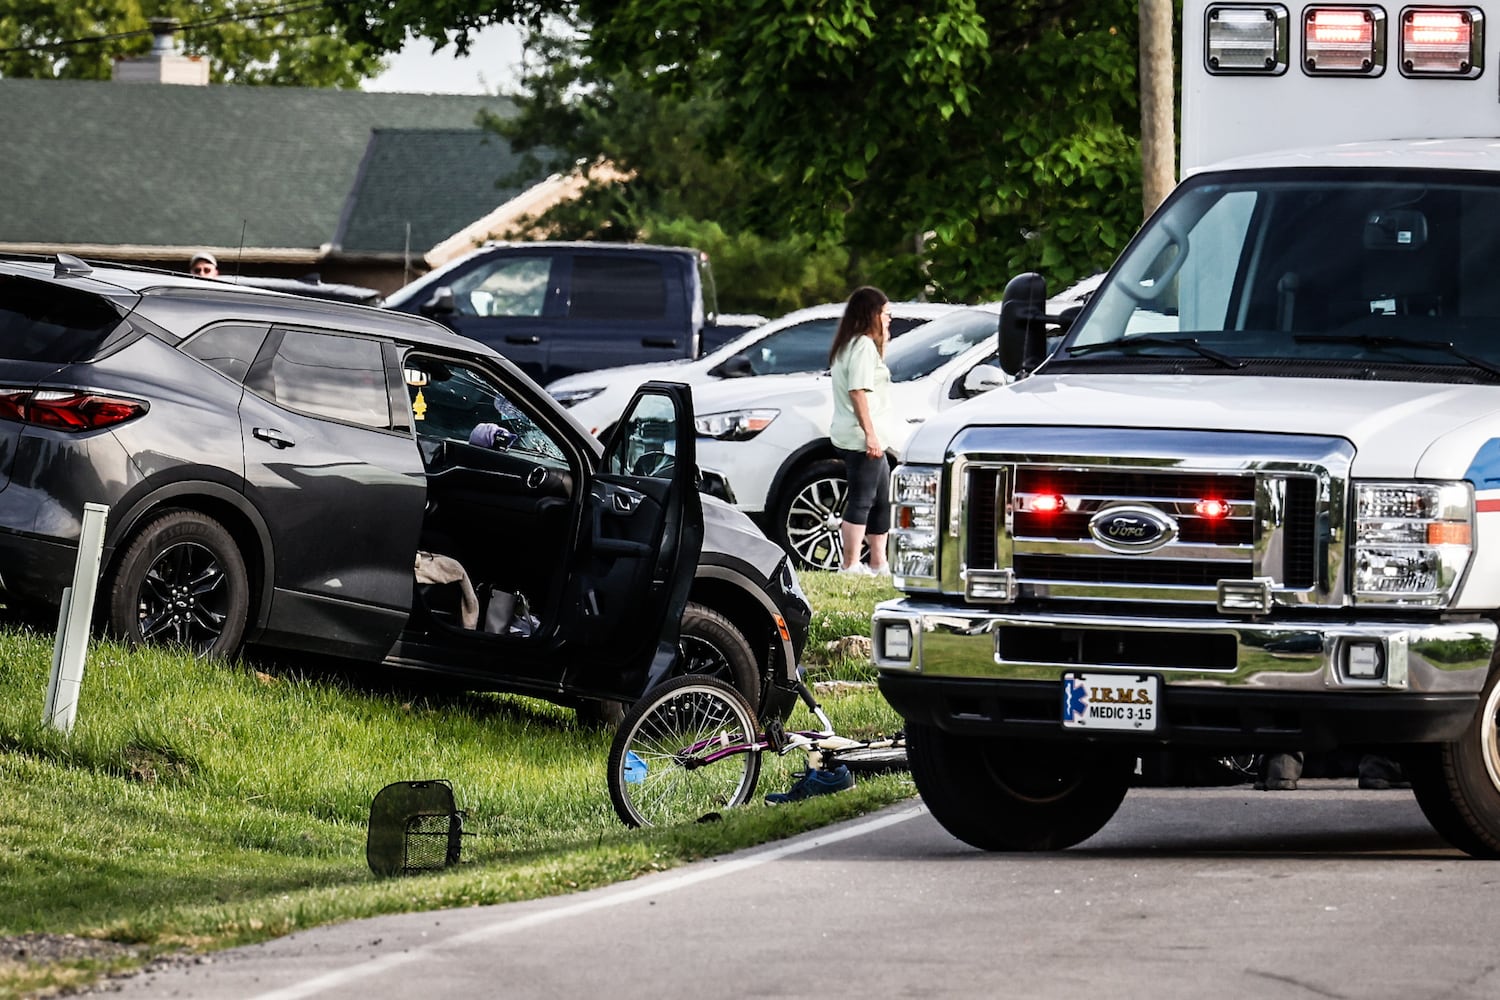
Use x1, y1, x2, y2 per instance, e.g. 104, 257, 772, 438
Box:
109, 510, 251, 657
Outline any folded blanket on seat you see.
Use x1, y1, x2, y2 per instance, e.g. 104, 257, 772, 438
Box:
414, 551, 478, 629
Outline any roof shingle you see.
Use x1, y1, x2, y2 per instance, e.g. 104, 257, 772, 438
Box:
0, 78, 527, 256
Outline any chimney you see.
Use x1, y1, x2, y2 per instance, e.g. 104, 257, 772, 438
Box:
113, 18, 210, 85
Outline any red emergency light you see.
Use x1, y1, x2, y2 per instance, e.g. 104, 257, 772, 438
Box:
1399, 7, 1483, 77
1029, 493, 1069, 514
1194, 498, 1232, 520
1303, 6, 1386, 74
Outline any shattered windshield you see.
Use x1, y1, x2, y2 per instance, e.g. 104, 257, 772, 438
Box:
1054, 169, 1500, 381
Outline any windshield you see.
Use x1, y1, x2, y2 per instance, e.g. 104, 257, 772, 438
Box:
1056, 169, 1500, 381
885, 309, 998, 382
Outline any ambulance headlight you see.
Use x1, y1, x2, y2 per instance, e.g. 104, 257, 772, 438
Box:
1352, 482, 1473, 605
892, 466, 941, 589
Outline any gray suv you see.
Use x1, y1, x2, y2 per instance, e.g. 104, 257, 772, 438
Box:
0, 255, 808, 722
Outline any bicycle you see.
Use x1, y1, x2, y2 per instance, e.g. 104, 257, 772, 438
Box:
607, 673, 907, 828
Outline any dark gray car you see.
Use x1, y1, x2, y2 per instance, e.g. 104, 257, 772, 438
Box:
0, 255, 808, 722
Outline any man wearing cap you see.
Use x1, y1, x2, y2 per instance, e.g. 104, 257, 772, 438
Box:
189, 252, 218, 277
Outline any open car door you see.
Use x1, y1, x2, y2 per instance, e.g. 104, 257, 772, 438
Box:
564, 381, 703, 699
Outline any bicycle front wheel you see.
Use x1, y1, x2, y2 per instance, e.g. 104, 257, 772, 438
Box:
608, 675, 762, 828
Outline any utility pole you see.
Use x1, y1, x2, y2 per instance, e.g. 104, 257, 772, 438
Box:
1139, 0, 1176, 218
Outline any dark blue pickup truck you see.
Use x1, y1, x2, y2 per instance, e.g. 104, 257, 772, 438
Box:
384, 241, 721, 385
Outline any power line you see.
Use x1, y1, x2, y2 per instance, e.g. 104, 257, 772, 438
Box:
0, 1, 340, 56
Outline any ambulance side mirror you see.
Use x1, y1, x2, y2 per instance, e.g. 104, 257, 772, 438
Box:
998, 272, 1050, 377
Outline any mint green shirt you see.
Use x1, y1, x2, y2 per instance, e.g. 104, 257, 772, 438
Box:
830, 336, 895, 452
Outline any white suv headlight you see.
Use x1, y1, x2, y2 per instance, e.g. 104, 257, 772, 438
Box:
694, 409, 779, 441
549, 386, 603, 408
1352, 481, 1473, 606
892, 465, 941, 588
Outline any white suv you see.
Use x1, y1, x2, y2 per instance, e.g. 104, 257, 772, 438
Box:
693, 277, 1100, 570
547, 301, 958, 437
692, 305, 1006, 569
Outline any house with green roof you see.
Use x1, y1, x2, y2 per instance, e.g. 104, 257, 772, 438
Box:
0, 75, 558, 293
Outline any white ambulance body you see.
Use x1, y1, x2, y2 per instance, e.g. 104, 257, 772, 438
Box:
874, 1, 1500, 856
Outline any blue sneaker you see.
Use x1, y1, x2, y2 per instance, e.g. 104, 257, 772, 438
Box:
764, 764, 855, 804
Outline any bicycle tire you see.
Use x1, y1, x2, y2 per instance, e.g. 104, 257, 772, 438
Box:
608, 675, 763, 828
827, 743, 909, 776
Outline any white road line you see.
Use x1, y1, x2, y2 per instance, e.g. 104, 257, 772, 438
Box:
250, 805, 925, 1000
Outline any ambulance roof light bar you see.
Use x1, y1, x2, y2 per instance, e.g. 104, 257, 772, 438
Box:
1205, 4, 1290, 75
1399, 7, 1484, 77
1304, 6, 1387, 75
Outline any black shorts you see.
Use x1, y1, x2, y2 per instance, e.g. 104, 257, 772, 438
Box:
836, 447, 891, 533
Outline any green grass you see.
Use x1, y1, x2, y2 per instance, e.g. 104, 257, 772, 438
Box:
0, 570, 902, 998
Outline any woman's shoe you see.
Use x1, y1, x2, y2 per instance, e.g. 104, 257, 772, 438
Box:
868, 563, 891, 577
838, 563, 872, 576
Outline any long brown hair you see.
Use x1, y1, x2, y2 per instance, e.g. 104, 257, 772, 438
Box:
827, 286, 890, 367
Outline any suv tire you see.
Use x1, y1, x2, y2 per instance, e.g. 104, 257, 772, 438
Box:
770, 458, 848, 571
678, 602, 760, 708
576, 602, 762, 728
109, 510, 250, 658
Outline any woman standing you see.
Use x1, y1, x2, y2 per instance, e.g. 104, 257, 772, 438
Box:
828, 286, 895, 575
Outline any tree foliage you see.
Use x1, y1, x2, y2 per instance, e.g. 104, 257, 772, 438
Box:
581, 0, 1143, 300
0, 0, 383, 86
485, 22, 854, 314
331, 0, 1145, 301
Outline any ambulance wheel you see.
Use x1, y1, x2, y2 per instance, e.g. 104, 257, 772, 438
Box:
906, 724, 1132, 851
1409, 668, 1500, 858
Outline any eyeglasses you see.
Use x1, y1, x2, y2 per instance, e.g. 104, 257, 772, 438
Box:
191, 265, 216, 275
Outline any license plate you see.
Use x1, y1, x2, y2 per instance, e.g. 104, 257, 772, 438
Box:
1061, 672, 1159, 732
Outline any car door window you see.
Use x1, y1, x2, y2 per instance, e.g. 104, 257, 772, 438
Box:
570, 256, 667, 320
448, 256, 553, 317
404, 357, 565, 464
182, 323, 268, 383
751, 318, 838, 374
250, 329, 393, 429
603, 391, 679, 479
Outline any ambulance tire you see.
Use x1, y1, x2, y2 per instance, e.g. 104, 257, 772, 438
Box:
1410, 667, 1500, 858
906, 724, 1133, 851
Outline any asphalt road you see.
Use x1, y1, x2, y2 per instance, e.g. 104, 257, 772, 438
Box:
106, 781, 1500, 1000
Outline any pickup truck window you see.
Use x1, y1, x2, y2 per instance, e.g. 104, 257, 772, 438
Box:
449, 256, 552, 317
571, 255, 667, 320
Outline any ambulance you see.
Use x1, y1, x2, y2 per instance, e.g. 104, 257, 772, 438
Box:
873, 0, 1500, 856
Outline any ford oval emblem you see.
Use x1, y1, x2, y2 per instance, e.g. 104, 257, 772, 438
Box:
1087, 505, 1177, 554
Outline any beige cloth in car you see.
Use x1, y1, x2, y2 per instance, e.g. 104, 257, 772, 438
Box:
414, 551, 478, 629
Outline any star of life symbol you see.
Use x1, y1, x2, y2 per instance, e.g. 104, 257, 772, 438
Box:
1063, 676, 1090, 722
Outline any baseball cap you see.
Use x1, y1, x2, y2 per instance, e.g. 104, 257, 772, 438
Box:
191, 251, 217, 267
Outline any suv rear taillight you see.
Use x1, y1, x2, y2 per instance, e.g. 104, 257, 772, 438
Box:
0, 387, 148, 431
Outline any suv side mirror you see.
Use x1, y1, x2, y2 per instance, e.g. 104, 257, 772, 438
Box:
961, 364, 1007, 397
707, 354, 754, 378
421, 286, 457, 318
998, 272, 1049, 377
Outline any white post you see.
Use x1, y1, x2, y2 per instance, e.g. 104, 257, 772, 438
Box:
44, 502, 109, 734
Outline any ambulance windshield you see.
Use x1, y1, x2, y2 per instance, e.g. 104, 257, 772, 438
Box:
1057, 169, 1500, 381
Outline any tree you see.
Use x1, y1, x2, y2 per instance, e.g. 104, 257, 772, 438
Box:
582, 0, 1143, 300
331, 0, 1145, 301
0, 0, 383, 86
487, 20, 855, 314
